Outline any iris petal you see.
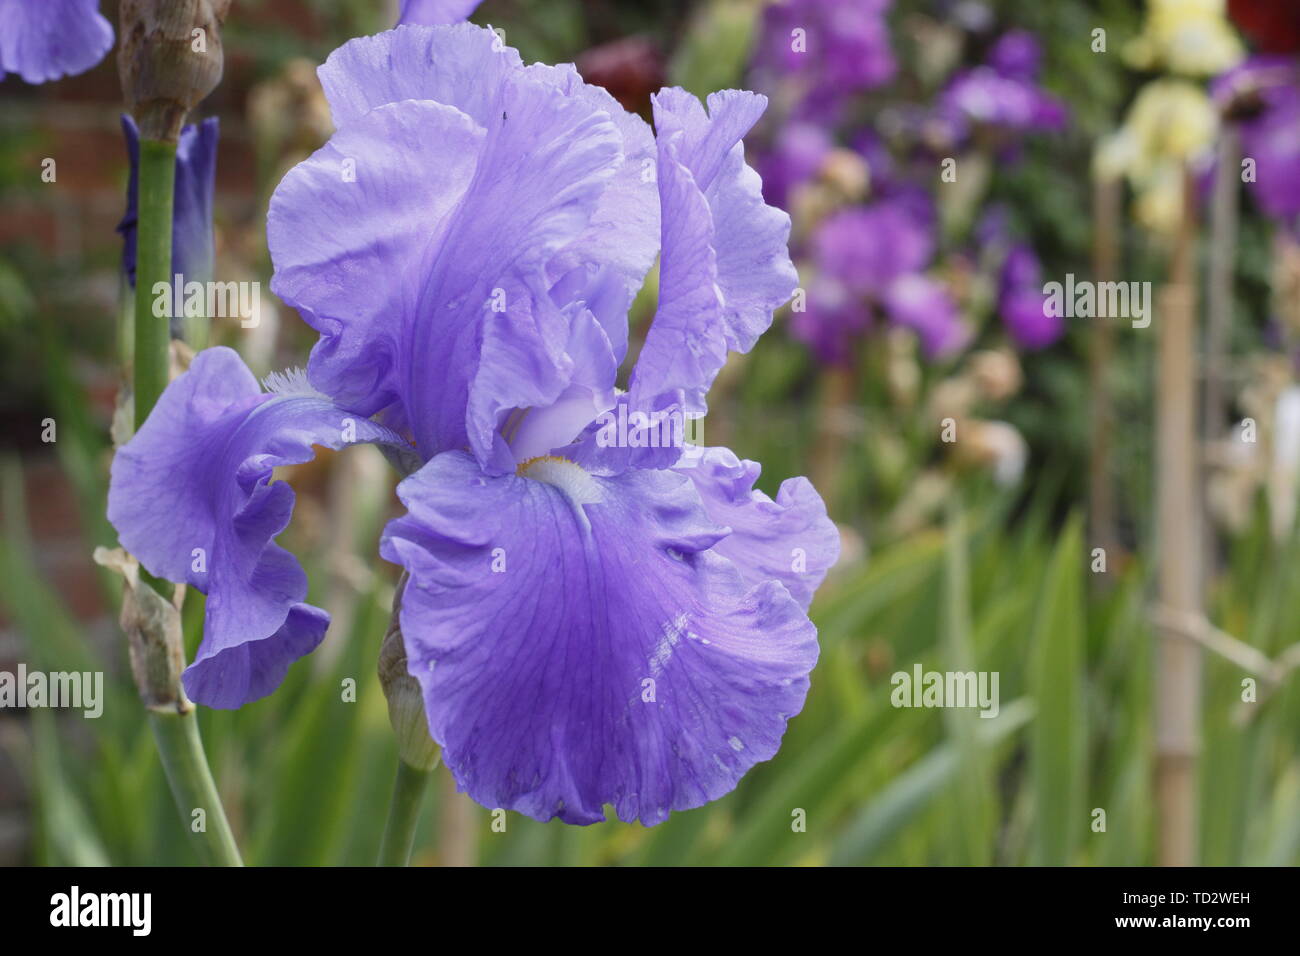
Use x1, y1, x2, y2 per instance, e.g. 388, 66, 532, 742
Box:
0, 0, 112, 84
381, 451, 818, 825
675, 446, 839, 611
274, 26, 641, 466
269, 99, 484, 422
108, 348, 404, 708
630, 88, 798, 415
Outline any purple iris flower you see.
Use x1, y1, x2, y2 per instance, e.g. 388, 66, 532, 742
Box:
109, 354, 406, 708
882, 274, 970, 359
1213, 56, 1300, 225
109, 25, 837, 825
0, 0, 112, 84
118, 116, 219, 301
813, 198, 933, 293
797, 195, 967, 360
939, 30, 1067, 140
789, 277, 872, 365
986, 29, 1042, 83
758, 121, 833, 210
997, 244, 1061, 350
756, 0, 896, 120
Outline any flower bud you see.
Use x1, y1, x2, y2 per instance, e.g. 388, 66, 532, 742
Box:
118, 0, 230, 143
378, 576, 441, 772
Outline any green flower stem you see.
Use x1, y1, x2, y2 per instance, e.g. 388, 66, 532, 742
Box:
133, 138, 175, 432
131, 135, 241, 866
377, 760, 433, 866
147, 707, 243, 866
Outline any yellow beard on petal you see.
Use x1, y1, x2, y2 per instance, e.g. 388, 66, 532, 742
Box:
516, 455, 602, 507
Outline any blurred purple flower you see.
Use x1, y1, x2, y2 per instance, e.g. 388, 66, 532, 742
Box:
789, 276, 873, 364
940, 30, 1067, 139
799, 195, 968, 359
0, 0, 112, 84
851, 127, 897, 189
997, 244, 1061, 350
757, 0, 896, 117
882, 274, 969, 359
759, 121, 833, 209
987, 29, 1042, 82
813, 197, 934, 293
109, 24, 836, 826
1213, 56, 1300, 225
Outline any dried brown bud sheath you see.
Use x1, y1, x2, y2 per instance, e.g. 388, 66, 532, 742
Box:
118, 0, 231, 143
93, 547, 190, 713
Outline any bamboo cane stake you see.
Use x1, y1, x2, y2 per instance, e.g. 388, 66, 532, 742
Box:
1154, 169, 1202, 867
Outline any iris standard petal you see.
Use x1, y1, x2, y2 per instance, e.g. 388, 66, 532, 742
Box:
495, 306, 618, 466
274, 26, 628, 465
0, 0, 112, 84
108, 348, 404, 708
316, 23, 520, 130
269, 99, 484, 420
631, 88, 797, 414
532, 62, 661, 361
320, 24, 661, 362
380, 451, 818, 825
675, 446, 839, 611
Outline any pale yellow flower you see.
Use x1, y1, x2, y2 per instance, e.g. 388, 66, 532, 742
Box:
1095, 80, 1218, 233
1126, 0, 1244, 76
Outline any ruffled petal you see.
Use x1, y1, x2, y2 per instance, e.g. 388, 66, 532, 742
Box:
533, 63, 661, 361
675, 446, 839, 611
274, 26, 629, 466
316, 23, 520, 130
630, 88, 797, 414
380, 451, 818, 825
319, 31, 659, 362
0, 0, 112, 84
557, 391, 691, 475
269, 98, 485, 420
107, 348, 404, 708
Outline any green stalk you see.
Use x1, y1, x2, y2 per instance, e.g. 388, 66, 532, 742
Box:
148, 708, 243, 866
133, 139, 176, 432
130, 134, 242, 866
377, 761, 433, 866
